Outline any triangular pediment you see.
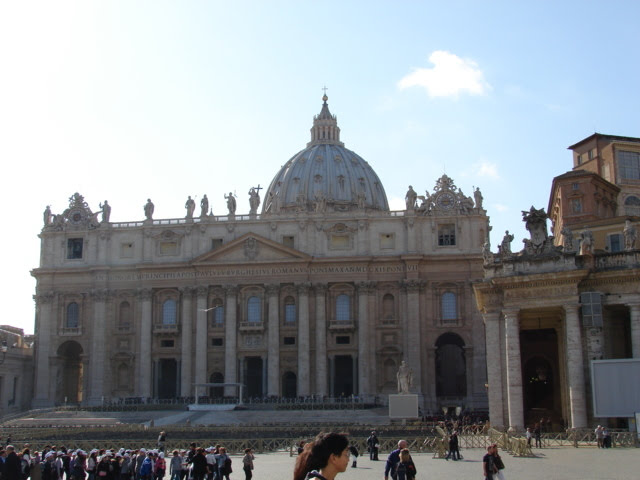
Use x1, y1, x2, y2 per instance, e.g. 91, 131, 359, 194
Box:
192, 232, 311, 264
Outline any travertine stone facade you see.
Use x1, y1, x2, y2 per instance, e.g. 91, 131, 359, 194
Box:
32, 98, 489, 413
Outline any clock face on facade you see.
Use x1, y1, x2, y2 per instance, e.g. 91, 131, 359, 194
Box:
436, 192, 455, 209
69, 210, 84, 225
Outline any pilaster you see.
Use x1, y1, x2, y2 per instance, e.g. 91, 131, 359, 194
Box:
629, 303, 640, 358
483, 311, 504, 430
314, 284, 328, 396
138, 288, 153, 398
33, 292, 55, 407
224, 285, 238, 396
88, 289, 109, 404
195, 286, 208, 386
180, 287, 194, 397
357, 282, 373, 395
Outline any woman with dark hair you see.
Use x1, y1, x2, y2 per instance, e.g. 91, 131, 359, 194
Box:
293, 433, 350, 480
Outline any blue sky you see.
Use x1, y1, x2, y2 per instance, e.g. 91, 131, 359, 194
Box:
2, 1, 639, 333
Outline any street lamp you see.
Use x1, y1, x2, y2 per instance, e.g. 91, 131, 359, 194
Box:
0, 340, 8, 364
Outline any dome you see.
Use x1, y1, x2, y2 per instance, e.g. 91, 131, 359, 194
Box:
262, 96, 389, 215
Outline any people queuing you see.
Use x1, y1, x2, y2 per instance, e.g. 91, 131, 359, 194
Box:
0, 444, 252, 480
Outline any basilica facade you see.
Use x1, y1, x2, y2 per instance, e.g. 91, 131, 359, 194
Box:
32, 96, 490, 412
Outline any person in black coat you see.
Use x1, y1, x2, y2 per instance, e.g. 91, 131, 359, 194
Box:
5, 446, 22, 480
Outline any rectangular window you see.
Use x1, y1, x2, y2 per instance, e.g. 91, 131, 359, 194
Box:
330, 235, 350, 249
571, 199, 582, 213
580, 292, 603, 327
160, 339, 174, 348
577, 154, 582, 165
588, 149, 594, 160
283, 336, 295, 345
607, 234, 622, 252
572, 183, 579, 190
67, 238, 83, 259
282, 236, 295, 248
336, 335, 351, 345
438, 225, 456, 246
285, 304, 296, 323
211, 238, 223, 250
160, 242, 178, 255
618, 150, 640, 180
211, 338, 224, 347
380, 233, 395, 249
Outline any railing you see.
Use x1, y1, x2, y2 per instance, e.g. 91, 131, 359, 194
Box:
595, 251, 640, 269
238, 321, 264, 332
328, 320, 355, 330
152, 323, 180, 334
59, 327, 82, 336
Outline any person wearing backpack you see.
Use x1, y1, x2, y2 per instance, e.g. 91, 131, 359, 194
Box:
395, 449, 416, 480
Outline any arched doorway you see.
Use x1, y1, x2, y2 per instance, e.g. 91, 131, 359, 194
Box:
245, 357, 263, 398
157, 359, 178, 399
56, 341, 83, 404
209, 372, 224, 398
282, 371, 297, 398
435, 333, 466, 398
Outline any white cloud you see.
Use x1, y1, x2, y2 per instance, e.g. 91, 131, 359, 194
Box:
493, 203, 509, 212
476, 161, 500, 179
398, 50, 490, 98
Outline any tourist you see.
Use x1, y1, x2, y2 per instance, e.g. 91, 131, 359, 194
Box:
87, 451, 98, 480
213, 448, 230, 480
347, 444, 358, 468
395, 449, 416, 480
525, 427, 532, 448
493, 444, 506, 480
534, 424, 542, 448
6, 446, 21, 480
293, 432, 350, 480
384, 440, 407, 480
190, 448, 208, 480
168, 451, 181, 480
482, 445, 496, 480
157, 433, 166, 453
71, 450, 87, 480
96, 453, 112, 480
154, 453, 165, 480
602, 427, 611, 448
445, 431, 460, 461
120, 453, 132, 480
241, 448, 254, 480
366, 431, 379, 461
139, 452, 153, 480
205, 448, 216, 480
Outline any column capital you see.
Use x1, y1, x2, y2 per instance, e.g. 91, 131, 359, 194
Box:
482, 311, 501, 324
179, 286, 195, 297
195, 285, 208, 298
563, 304, 580, 316
401, 279, 424, 293
296, 282, 311, 294
502, 307, 520, 320
314, 283, 328, 294
137, 288, 153, 301
266, 284, 280, 296
223, 285, 238, 296
357, 281, 376, 294
90, 289, 111, 302
34, 291, 55, 304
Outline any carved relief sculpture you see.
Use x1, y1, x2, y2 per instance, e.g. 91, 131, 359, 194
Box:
623, 219, 637, 251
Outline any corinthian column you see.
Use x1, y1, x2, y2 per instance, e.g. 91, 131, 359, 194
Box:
195, 286, 208, 386
629, 303, 640, 358
357, 282, 372, 395
297, 283, 311, 396
88, 289, 108, 405
504, 308, 523, 431
224, 285, 238, 397
483, 311, 505, 430
266, 284, 280, 396
138, 288, 153, 398
564, 304, 587, 428
314, 284, 328, 396
180, 287, 194, 396
33, 292, 54, 407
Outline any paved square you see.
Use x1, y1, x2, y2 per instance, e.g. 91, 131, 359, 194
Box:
240, 447, 640, 480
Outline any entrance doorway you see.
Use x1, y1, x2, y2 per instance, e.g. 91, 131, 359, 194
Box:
245, 357, 263, 398
521, 328, 561, 427
56, 341, 83, 404
333, 355, 354, 397
157, 359, 178, 399
282, 371, 297, 398
209, 372, 224, 398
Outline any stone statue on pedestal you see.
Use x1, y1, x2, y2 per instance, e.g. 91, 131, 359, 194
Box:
579, 230, 594, 255
624, 220, 637, 251
500, 230, 514, 255
248, 186, 261, 215
144, 199, 154, 220
474, 187, 483, 210
405, 186, 417, 211
224, 192, 237, 215
397, 360, 413, 394
200, 195, 209, 218
560, 226, 574, 252
43, 205, 52, 226
99, 200, 111, 223
185, 196, 196, 219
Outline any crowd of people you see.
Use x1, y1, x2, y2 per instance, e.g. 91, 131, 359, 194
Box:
0, 443, 255, 480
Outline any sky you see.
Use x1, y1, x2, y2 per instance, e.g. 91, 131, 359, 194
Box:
1, 1, 640, 334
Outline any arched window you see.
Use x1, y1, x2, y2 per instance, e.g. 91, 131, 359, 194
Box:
336, 294, 351, 321
247, 296, 261, 323
66, 302, 79, 328
382, 294, 395, 321
284, 296, 296, 324
442, 292, 457, 321
119, 301, 131, 327
162, 299, 177, 325
210, 299, 224, 327
625, 195, 640, 206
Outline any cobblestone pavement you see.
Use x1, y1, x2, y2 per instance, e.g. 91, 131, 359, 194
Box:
236, 447, 640, 480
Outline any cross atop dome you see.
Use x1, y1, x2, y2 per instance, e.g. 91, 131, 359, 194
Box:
308, 91, 344, 147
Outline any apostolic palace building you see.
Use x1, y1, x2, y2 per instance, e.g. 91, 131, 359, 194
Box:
31, 96, 491, 412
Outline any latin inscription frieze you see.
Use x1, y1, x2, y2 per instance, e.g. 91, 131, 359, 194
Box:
95, 263, 416, 282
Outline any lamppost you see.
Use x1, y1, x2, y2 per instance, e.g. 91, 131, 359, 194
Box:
0, 340, 8, 364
